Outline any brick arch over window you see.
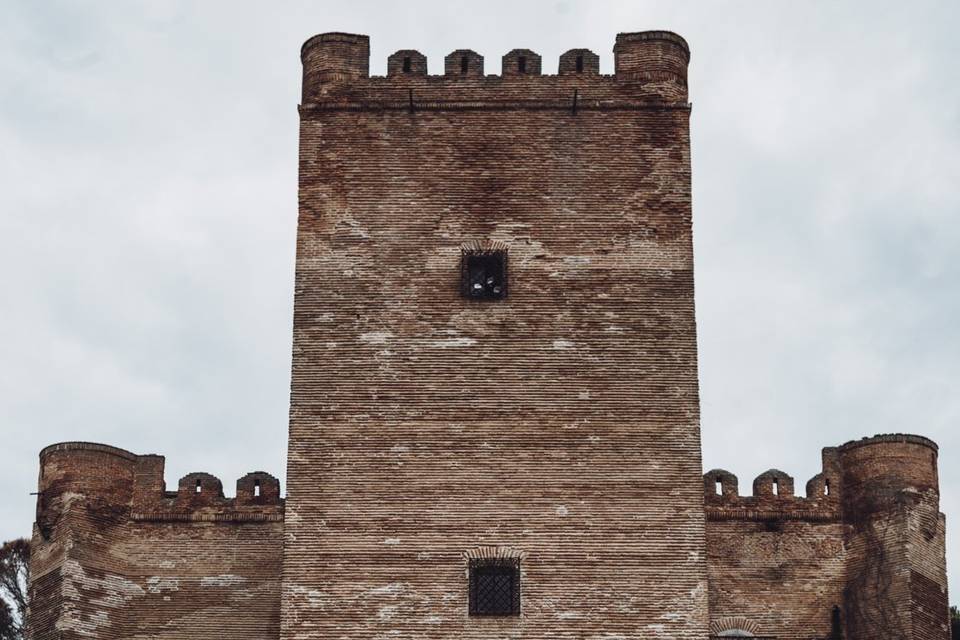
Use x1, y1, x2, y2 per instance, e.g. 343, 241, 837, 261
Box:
462, 545, 526, 563
463, 547, 524, 616
710, 615, 761, 636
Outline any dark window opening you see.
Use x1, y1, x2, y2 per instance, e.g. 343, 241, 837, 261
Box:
518, 56, 527, 73
254, 479, 261, 497
403, 56, 412, 73
461, 55, 469, 74
830, 604, 843, 639
195, 479, 202, 494
824, 479, 831, 496
461, 250, 507, 300
469, 559, 520, 616
576, 55, 584, 72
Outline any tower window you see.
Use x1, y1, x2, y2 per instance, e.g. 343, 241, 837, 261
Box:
403, 56, 412, 73
461, 55, 469, 74
461, 249, 507, 300
469, 559, 520, 616
576, 55, 584, 72
518, 56, 527, 73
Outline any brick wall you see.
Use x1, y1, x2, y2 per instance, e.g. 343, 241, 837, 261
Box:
704, 450, 845, 638
706, 436, 950, 640
28, 443, 282, 640
283, 31, 710, 640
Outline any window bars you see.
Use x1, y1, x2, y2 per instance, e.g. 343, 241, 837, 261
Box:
469, 558, 520, 616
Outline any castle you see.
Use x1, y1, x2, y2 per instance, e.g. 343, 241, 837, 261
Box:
27, 32, 949, 640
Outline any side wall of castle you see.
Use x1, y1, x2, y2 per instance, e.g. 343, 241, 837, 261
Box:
705, 435, 949, 640
28, 443, 283, 640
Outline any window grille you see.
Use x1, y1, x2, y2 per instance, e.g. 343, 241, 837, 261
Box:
461, 248, 507, 300
469, 559, 520, 616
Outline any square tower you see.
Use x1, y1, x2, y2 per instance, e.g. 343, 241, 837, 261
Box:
283, 31, 708, 639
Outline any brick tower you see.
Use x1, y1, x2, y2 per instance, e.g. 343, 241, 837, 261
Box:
23, 30, 951, 640
283, 31, 709, 638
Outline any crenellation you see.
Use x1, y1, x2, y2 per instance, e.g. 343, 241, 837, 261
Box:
502, 48, 542, 76
703, 468, 738, 499
177, 472, 224, 504
300, 32, 693, 105
132, 454, 166, 506
753, 468, 795, 498
805, 471, 836, 499
387, 49, 427, 77
559, 48, 600, 75
36, 441, 283, 519
444, 48, 484, 77
236, 471, 282, 505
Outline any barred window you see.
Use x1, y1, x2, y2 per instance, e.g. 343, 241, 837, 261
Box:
469, 559, 520, 616
461, 248, 507, 300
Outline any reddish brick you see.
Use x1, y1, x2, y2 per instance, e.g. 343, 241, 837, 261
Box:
26, 32, 949, 640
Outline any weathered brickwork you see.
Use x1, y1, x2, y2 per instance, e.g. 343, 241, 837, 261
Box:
28, 443, 282, 639
705, 435, 950, 639
26, 31, 950, 640
286, 30, 707, 640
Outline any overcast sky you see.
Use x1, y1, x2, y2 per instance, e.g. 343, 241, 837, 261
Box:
1, 0, 958, 599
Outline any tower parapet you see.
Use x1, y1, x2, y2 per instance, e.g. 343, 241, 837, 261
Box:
298, 31, 692, 105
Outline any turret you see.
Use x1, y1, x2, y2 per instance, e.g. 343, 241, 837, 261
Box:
613, 31, 690, 101
839, 434, 948, 639
300, 32, 370, 101
36, 442, 139, 539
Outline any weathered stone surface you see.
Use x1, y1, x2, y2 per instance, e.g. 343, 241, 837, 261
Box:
26, 32, 950, 640
286, 28, 706, 640
29, 443, 282, 640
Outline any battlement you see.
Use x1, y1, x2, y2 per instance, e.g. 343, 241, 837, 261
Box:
31, 443, 285, 639
36, 441, 283, 537
704, 464, 840, 523
299, 31, 690, 105
703, 433, 941, 524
